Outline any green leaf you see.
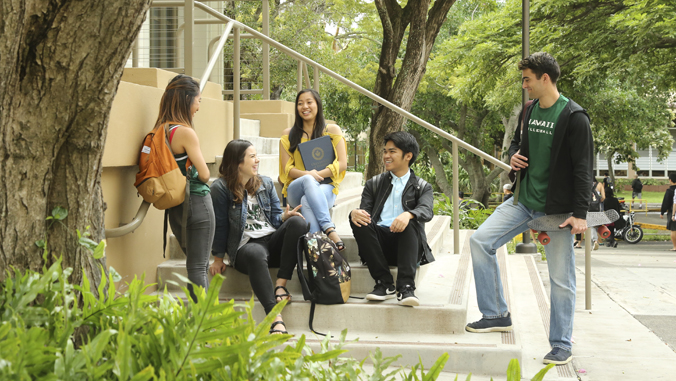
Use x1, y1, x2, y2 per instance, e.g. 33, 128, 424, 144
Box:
51, 206, 68, 221
506, 358, 520, 381
92, 240, 106, 259
530, 364, 555, 381
35, 240, 46, 249
78, 236, 98, 251
108, 266, 122, 282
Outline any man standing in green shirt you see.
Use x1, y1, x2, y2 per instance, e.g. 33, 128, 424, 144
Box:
466, 52, 593, 366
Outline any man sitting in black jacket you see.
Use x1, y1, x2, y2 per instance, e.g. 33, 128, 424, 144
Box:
349, 131, 434, 307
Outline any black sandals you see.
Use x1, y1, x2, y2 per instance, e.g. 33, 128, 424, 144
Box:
274, 285, 291, 303
270, 319, 288, 335
324, 227, 345, 252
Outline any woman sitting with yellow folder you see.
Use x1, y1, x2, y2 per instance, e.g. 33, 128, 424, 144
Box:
279, 89, 347, 250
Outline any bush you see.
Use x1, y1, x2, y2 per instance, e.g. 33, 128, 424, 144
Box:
433, 193, 494, 229
0, 256, 453, 380
0, 251, 554, 380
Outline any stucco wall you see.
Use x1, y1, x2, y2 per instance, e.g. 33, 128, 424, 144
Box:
104, 69, 232, 289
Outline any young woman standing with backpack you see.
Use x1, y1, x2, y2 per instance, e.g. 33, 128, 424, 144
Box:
210, 139, 307, 334
159, 75, 215, 303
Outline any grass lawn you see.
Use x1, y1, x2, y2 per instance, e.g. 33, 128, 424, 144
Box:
615, 190, 666, 204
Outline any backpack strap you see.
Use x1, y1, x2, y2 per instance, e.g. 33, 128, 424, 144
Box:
162, 123, 189, 256
296, 235, 314, 301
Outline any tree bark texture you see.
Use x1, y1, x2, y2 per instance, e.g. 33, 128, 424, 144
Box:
0, 0, 151, 285
499, 105, 520, 186
366, 0, 457, 180
439, 105, 502, 206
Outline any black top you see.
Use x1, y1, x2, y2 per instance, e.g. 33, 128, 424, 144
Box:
356, 169, 435, 265
661, 185, 676, 216
509, 98, 593, 219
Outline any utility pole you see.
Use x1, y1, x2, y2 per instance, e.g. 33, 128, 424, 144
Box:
515, 0, 538, 254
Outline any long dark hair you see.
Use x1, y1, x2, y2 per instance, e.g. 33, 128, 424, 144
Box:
288, 89, 326, 153
219, 139, 262, 203
153, 74, 200, 130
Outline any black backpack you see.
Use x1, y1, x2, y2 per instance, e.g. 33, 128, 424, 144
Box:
296, 231, 352, 336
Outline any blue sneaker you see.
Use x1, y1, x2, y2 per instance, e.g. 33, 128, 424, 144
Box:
465, 313, 512, 333
543, 347, 572, 365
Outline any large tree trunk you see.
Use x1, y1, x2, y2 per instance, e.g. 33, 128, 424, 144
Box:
366, 0, 457, 179
499, 105, 521, 186
439, 104, 503, 206
0, 0, 151, 286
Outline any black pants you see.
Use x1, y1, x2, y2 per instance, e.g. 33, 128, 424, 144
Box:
234, 216, 307, 314
350, 220, 419, 290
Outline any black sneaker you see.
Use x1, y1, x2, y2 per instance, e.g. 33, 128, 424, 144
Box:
543, 347, 572, 365
465, 313, 513, 333
366, 281, 396, 301
397, 285, 419, 306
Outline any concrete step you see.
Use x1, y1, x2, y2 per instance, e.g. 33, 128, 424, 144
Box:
158, 260, 426, 296
240, 135, 280, 155
158, 230, 524, 377
240, 118, 260, 137
162, 214, 449, 296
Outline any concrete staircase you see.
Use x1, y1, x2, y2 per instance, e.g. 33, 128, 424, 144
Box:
157, 117, 526, 377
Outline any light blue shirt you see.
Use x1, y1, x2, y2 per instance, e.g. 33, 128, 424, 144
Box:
378, 171, 411, 228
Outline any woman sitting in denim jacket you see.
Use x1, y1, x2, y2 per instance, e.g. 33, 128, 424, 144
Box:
209, 139, 308, 334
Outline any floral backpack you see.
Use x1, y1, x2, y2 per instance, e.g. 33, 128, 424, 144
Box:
296, 231, 352, 336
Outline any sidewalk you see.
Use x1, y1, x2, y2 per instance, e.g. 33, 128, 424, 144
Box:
530, 240, 676, 380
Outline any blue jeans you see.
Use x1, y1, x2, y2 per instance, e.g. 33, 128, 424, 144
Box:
287, 174, 336, 233
470, 199, 576, 351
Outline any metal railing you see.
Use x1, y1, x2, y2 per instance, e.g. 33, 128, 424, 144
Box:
111, 0, 512, 256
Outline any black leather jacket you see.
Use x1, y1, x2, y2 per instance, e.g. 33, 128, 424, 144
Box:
352, 169, 435, 265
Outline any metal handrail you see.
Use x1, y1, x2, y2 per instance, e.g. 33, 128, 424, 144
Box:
105, 201, 151, 238
191, 0, 511, 172
200, 20, 234, 91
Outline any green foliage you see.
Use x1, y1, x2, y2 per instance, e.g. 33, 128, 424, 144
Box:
433, 194, 494, 229
0, 257, 457, 380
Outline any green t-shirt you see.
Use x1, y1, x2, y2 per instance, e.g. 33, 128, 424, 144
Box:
519, 95, 569, 212
175, 155, 210, 196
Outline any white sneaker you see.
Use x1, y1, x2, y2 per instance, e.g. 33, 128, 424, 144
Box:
593, 240, 599, 250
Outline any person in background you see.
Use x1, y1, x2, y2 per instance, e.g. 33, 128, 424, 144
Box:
210, 140, 307, 334
279, 89, 348, 250
160, 75, 214, 303
603, 173, 614, 195
574, 179, 605, 249
631, 174, 644, 209
662, 173, 676, 251
603, 188, 624, 248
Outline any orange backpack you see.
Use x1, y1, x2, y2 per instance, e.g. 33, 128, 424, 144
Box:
135, 124, 191, 210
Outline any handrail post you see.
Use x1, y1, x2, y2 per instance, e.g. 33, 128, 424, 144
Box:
234, 27, 241, 140
303, 63, 311, 89
585, 227, 592, 309
297, 61, 303, 92
313, 65, 320, 92
453, 141, 460, 254
132, 38, 139, 67
262, 0, 270, 99
184, 0, 194, 76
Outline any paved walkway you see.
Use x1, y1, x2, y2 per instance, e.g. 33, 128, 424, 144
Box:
532, 239, 676, 380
